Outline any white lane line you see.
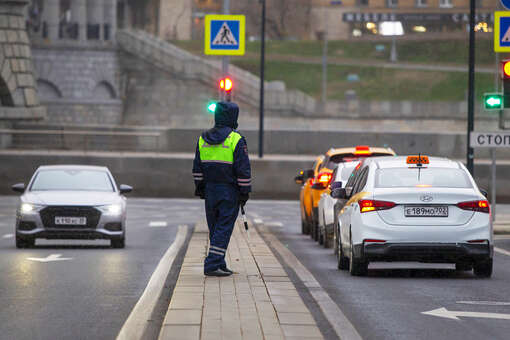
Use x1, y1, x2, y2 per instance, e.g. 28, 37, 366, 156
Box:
260, 226, 362, 340
117, 224, 188, 340
2, 234, 13, 239
27, 254, 73, 263
265, 221, 283, 227
457, 301, 510, 306
253, 218, 263, 224
149, 221, 168, 227
495, 247, 510, 257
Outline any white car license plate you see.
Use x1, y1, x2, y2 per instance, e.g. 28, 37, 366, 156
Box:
55, 216, 87, 225
404, 206, 448, 217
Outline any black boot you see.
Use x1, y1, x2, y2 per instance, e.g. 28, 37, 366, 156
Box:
205, 268, 232, 277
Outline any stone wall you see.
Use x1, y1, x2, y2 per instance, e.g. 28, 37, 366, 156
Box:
0, 0, 45, 121
31, 44, 122, 124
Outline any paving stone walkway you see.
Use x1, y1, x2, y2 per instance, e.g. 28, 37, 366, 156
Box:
159, 220, 324, 340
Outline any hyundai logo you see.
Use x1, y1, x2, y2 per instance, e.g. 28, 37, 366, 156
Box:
420, 195, 433, 202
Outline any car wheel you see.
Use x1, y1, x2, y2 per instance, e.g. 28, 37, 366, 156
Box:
111, 238, 125, 249
301, 219, 308, 235
473, 258, 492, 278
349, 239, 368, 276
337, 235, 349, 270
334, 223, 339, 255
455, 262, 473, 272
16, 237, 34, 249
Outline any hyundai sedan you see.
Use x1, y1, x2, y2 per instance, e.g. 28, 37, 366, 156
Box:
334, 156, 492, 277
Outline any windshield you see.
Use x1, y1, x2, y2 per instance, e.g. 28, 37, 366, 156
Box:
375, 168, 472, 188
30, 170, 115, 192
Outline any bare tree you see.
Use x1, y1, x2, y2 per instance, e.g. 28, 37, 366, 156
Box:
233, 0, 312, 40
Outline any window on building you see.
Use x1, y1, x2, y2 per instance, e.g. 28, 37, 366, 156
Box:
439, 0, 453, 7
387, 0, 398, 8
357, 0, 369, 6
416, 0, 427, 7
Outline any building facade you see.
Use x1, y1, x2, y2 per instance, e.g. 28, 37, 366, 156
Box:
311, 0, 497, 39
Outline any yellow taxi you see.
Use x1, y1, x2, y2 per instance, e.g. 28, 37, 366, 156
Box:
296, 146, 396, 240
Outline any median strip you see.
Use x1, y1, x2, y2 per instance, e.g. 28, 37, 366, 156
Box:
159, 220, 324, 340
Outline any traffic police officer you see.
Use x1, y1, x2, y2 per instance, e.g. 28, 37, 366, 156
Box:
192, 102, 251, 276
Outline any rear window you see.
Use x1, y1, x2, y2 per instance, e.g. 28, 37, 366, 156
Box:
375, 168, 472, 188
325, 153, 392, 169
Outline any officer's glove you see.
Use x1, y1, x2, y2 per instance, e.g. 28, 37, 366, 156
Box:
195, 186, 205, 200
239, 193, 249, 207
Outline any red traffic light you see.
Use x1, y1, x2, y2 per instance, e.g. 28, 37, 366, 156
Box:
502, 60, 510, 79
219, 77, 233, 92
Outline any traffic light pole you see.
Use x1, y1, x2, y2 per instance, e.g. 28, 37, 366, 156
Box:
258, 0, 266, 158
222, 0, 230, 97
466, 0, 476, 175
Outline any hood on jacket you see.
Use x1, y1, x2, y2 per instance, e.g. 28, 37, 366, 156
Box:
202, 102, 239, 145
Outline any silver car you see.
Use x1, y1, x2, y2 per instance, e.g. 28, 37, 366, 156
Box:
12, 165, 132, 249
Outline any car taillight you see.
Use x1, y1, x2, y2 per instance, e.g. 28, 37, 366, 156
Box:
457, 200, 490, 213
359, 199, 396, 213
318, 172, 332, 184
364, 239, 386, 244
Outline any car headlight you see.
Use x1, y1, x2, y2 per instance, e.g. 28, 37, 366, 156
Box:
20, 203, 43, 214
98, 204, 122, 215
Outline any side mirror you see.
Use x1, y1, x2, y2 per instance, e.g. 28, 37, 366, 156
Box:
11, 183, 25, 193
305, 169, 314, 179
119, 184, 133, 194
331, 188, 347, 199
294, 171, 304, 185
330, 181, 342, 191
480, 189, 488, 198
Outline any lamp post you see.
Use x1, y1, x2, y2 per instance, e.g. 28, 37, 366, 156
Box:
258, 0, 266, 158
466, 0, 476, 175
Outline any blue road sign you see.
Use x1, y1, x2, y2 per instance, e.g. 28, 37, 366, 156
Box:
501, 0, 510, 10
204, 15, 245, 56
495, 12, 510, 52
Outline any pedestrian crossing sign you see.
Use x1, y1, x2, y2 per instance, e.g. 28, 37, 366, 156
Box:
495, 11, 510, 52
204, 15, 245, 56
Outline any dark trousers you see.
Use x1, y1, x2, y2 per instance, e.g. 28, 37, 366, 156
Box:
204, 183, 239, 273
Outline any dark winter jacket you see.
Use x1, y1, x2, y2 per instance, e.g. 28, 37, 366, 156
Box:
192, 102, 251, 195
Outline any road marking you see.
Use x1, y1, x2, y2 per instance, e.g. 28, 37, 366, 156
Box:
2, 234, 13, 239
260, 226, 362, 340
27, 254, 73, 263
422, 307, 510, 320
116, 224, 188, 340
457, 301, 510, 306
253, 218, 263, 224
149, 221, 168, 227
265, 221, 283, 227
495, 247, 510, 257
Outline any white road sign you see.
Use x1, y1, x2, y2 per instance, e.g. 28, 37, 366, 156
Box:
470, 131, 510, 147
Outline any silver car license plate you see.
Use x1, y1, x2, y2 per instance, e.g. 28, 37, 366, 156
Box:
404, 206, 448, 217
55, 216, 87, 225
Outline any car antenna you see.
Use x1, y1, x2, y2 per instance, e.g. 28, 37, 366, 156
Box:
417, 153, 422, 181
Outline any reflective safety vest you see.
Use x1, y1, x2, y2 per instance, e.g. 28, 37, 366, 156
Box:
199, 131, 242, 164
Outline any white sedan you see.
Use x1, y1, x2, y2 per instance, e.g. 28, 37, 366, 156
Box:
12, 165, 132, 248
317, 161, 358, 248
334, 156, 492, 277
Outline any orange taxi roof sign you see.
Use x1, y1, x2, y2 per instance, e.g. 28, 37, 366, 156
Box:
406, 155, 429, 165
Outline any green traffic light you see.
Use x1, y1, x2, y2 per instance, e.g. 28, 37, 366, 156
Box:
483, 93, 503, 111
207, 102, 217, 113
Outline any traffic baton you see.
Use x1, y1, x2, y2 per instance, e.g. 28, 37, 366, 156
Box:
241, 206, 249, 231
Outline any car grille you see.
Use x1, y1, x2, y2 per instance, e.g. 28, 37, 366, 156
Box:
40, 206, 101, 229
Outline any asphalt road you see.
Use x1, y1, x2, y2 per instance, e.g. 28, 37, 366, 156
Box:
245, 200, 510, 340
0, 196, 204, 340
